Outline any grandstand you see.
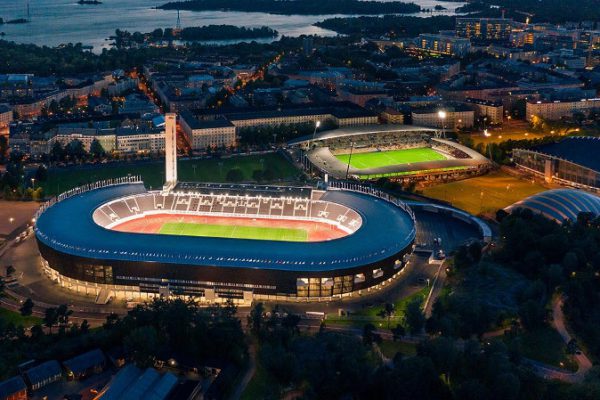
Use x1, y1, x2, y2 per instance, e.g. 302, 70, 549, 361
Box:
288, 125, 490, 181
93, 185, 363, 242
513, 137, 600, 192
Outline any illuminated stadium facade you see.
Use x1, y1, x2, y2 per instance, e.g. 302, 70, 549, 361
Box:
288, 125, 490, 181
34, 178, 416, 303
513, 137, 600, 193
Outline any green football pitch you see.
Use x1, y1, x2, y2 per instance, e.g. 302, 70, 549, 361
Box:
158, 222, 309, 242
335, 148, 446, 170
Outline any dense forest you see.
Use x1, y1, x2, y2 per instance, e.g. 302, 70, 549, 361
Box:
159, 0, 421, 16
315, 15, 455, 37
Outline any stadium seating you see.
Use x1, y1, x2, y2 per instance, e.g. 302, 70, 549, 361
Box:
92, 187, 363, 234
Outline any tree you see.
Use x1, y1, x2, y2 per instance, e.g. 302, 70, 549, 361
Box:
362, 323, 381, 346
405, 297, 425, 335
124, 325, 159, 367
34, 165, 48, 182
19, 298, 34, 316
248, 302, 265, 333
391, 324, 406, 341
90, 139, 105, 159
65, 140, 87, 160
226, 168, 244, 182
378, 302, 395, 328
80, 319, 90, 334
56, 304, 73, 327
43, 307, 58, 334
50, 141, 64, 162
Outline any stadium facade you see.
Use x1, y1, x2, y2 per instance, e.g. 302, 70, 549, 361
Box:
288, 125, 490, 182
513, 137, 600, 192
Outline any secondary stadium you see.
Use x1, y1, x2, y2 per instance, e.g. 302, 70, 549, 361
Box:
513, 136, 600, 192
34, 177, 417, 303
289, 125, 490, 181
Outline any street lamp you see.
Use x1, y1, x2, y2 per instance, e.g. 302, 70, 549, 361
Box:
31, 178, 35, 189
438, 110, 447, 138
311, 120, 321, 148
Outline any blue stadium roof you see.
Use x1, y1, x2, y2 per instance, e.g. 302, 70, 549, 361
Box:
506, 189, 600, 223
532, 137, 600, 172
35, 183, 416, 272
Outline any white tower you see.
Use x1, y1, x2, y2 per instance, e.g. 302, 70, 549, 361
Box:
164, 113, 178, 190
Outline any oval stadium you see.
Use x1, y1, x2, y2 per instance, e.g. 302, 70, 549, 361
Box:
34, 178, 416, 303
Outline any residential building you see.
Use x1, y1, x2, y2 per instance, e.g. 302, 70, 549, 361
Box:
414, 33, 472, 57
456, 18, 514, 42
526, 98, 600, 121
412, 105, 475, 130
0, 376, 27, 400
465, 98, 504, 124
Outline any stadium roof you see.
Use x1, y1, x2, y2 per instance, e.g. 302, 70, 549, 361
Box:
505, 189, 600, 223
35, 183, 415, 272
530, 137, 600, 172
288, 124, 439, 145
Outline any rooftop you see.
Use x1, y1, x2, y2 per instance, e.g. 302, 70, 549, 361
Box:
531, 137, 600, 172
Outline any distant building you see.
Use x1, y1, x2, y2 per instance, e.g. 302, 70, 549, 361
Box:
380, 108, 404, 124
456, 18, 513, 42
526, 98, 600, 121
412, 105, 474, 130
24, 360, 63, 391
98, 364, 179, 400
180, 111, 236, 151
414, 33, 471, 57
62, 349, 106, 380
465, 98, 504, 125
0, 104, 12, 134
0, 376, 27, 400
116, 127, 165, 153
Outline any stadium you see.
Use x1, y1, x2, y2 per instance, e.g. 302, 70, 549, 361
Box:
513, 137, 600, 192
288, 125, 490, 181
34, 176, 417, 303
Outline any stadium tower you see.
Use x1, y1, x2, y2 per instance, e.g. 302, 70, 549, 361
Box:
164, 113, 178, 191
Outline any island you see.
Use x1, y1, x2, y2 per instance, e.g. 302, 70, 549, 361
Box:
158, 0, 421, 16
113, 25, 278, 48
78, 0, 103, 4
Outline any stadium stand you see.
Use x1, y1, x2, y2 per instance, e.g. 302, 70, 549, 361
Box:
93, 187, 363, 234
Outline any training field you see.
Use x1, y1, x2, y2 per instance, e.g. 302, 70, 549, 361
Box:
112, 214, 347, 242
159, 221, 308, 242
335, 148, 446, 170
422, 171, 547, 215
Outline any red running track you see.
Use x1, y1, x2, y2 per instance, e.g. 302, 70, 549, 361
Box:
111, 214, 348, 242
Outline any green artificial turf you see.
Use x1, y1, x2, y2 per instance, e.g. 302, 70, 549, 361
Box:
159, 221, 308, 242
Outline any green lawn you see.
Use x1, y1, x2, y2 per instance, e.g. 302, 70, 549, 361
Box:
0, 308, 42, 327
41, 153, 300, 196
159, 221, 308, 242
421, 171, 547, 215
336, 148, 446, 170
379, 340, 417, 359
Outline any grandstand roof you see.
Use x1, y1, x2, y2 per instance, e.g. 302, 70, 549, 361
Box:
288, 124, 439, 145
505, 189, 600, 223
530, 137, 600, 172
35, 183, 416, 272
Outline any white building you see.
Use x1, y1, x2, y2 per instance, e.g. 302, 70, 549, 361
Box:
180, 112, 236, 151
526, 98, 600, 121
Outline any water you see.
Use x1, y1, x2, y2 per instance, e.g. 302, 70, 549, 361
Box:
0, 0, 466, 52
